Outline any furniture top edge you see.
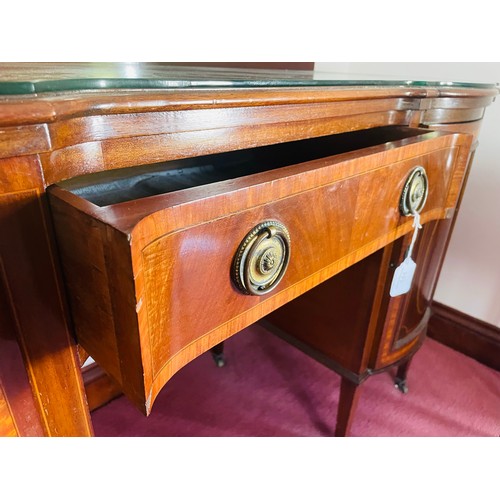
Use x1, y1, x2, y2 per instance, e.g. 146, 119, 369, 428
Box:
0, 85, 498, 128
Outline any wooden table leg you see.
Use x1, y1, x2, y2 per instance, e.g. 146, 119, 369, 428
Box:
335, 377, 363, 437
0, 156, 93, 436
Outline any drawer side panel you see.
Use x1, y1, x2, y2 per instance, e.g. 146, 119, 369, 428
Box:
49, 196, 123, 385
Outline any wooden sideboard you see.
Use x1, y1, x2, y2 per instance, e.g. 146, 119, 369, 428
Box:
0, 63, 497, 436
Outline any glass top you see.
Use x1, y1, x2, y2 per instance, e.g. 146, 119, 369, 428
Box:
0, 62, 497, 95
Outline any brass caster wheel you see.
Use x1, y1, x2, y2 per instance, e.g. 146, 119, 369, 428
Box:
212, 352, 225, 368
394, 378, 409, 394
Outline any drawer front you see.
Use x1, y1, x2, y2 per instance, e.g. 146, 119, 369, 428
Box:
49, 131, 471, 413
139, 145, 464, 404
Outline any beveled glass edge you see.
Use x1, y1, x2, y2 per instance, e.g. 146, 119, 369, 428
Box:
0, 77, 498, 95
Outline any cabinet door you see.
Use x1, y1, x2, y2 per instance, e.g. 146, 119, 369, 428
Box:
371, 147, 476, 370
370, 220, 445, 368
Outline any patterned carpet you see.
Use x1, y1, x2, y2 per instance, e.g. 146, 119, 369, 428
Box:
92, 323, 500, 437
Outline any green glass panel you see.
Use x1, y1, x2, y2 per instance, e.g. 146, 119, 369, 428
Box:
0, 63, 497, 95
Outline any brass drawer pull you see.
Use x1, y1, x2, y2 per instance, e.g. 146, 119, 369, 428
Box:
400, 166, 429, 215
232, 221, 291, 296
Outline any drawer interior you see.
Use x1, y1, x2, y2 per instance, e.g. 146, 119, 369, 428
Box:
58, 126, 429, 207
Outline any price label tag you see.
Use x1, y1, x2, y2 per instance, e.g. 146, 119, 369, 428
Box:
390, 255, 417, 297
389, 212, 422, 298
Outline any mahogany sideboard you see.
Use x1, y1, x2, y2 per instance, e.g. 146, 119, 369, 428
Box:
0, 63, 497, 437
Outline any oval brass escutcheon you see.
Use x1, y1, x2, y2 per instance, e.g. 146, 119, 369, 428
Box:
232, 220, 291, 296
400, 166, 429, 216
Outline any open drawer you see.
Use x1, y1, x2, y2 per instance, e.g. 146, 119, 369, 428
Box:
47, 126, 472, 414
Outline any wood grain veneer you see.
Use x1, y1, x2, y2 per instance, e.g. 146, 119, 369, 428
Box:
0, 67, 496, 436
0, 382, 17, 437
48, 128, 471, 413
0, 155, 92, 436
0, 263, 44, 437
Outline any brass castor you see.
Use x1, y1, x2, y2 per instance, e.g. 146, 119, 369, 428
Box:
210, 342, 225, 368
394, 377, 409, 394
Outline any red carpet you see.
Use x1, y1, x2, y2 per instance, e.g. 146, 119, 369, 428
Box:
91, 323, 500, 437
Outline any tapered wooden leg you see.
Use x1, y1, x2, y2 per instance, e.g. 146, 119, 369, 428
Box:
210, 342, 225, 367
394, 357, 413, 394
335, 377, 362, 437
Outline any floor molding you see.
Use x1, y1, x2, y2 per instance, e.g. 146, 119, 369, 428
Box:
428, 301, 500, 372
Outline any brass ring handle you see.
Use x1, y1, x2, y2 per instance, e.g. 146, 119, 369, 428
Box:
400, 166, 429, 216
232, 220, 291, 296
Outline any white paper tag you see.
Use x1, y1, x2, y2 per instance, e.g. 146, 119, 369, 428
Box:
390, 255, 417, 297
389, 212, 422, 297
